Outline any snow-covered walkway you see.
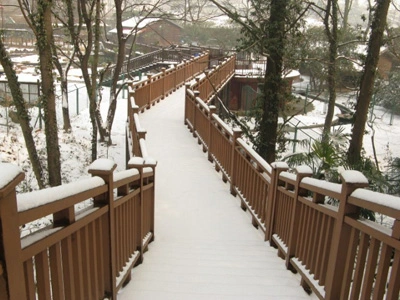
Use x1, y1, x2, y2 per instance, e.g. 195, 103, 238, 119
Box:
117, 87, 318, 300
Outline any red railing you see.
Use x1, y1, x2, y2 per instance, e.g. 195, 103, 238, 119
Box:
185, 57, 400, 299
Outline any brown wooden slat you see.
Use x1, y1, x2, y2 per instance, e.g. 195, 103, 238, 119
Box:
81, 226, 91, 299
23, 258, 36, 300
372, 243, 392, 300
49, 243, 65, 300
72, 231, 85, 299
386, 249, 400, 299
21, 206, 108, 260
89, 221, 100, 300
340, 227, 359, 299
319, 216, 333, 286
61, 236, 75, 299
350, 233, 369, 299
35, 251, 52, 300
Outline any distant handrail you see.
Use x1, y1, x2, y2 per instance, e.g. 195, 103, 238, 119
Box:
126, 52, 210, 161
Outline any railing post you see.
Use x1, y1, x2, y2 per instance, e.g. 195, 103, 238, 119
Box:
324, 170, 369, 300
162, 68, 166, 100
128, 157, 157, 262
88, 159, 117, 300
208, 105, 216, 162
264, 162, 289, 242
147, 74, 152, 109
230, 128, 242, 196
192, 90, 200, 137
0, 163, 26, 300
203, 70, 209, 101
184, 83, 191, 126
285, 166, 313, 270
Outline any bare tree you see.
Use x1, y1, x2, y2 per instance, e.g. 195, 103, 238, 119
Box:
316, 0, 339, 142
51, 1, 77, 132
18, 0, 62, 186
0, 38, 45, 189
100, 0, 170, 144
63, 0, 103, 161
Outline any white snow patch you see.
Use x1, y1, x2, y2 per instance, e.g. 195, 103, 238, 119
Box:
17, 177, 105, 212
351, 189, 400, 211
295, 165, 313, 175
237, 138, 272, 173
340, 170, 368, 184
301, 177, 342, 195
280, 171, 297, 182
114, 169, 140, 182
271, 161, 289, 170
88, 158, 116, 172
128, 157, 145, 165
0, 163, 22, 190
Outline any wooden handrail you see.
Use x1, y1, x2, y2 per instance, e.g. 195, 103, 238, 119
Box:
184, 56, 400, 299
0, 155, 156, 299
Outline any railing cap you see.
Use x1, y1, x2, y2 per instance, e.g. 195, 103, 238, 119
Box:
0, 163, 24, 192
340, 170, 368, 185
295, 165, 313, 175
271, 161, 289, 170
128, 157, 158, 168
88, 158, 117, 175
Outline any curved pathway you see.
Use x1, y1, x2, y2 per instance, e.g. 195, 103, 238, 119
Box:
118, 87, 319, 300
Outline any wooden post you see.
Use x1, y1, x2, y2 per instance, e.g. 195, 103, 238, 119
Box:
162, 68, 166, 100
230, 129, 242, 196
147, 74, 152, 109
0, 163, 27, 300
264, 162, 289, 242
285, 166, 313, 270
88, 159, 117, 300
193, 90, 200, 137
324, 170, 369, 300
128, 157, 157, 262
173, 65, 177, 90
208, 106, 217, 162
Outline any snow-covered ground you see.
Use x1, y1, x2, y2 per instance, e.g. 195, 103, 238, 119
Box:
289, 77, 400, 165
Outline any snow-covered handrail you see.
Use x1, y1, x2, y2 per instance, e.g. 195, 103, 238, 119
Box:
183, 52, 400, 299
0, 157, 157, 299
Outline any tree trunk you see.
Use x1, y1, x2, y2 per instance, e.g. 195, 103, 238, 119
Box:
37, 0, 62, 186
103, 0, 126, 144
0, 39, 45, 189
52, 44, 72, 132
342, 0, 352, 31
257, 0, 289, 163
322, 0, 338, 143
348, 0, 390, 166
61, 78, 72, 132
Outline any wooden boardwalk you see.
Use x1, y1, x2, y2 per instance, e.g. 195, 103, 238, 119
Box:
118, 88, 319, 300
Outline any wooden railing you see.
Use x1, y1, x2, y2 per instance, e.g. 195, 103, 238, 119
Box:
0, 156, 156, 300
185, 59, 400, 299
127, 52, 209, 112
